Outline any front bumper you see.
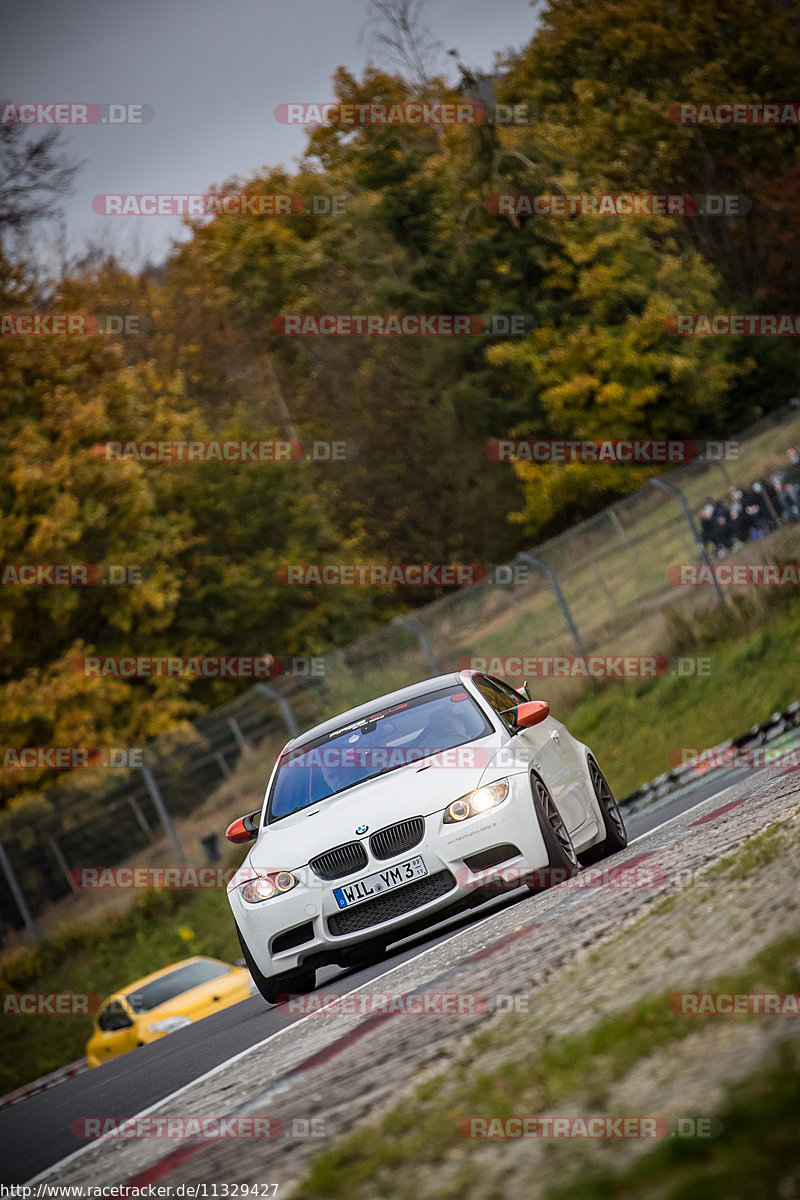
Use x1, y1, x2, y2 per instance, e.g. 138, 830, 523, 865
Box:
229, 776, 549, 978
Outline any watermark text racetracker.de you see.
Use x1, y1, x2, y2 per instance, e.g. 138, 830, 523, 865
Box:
2, 564, 142, 586
69, 655, 325, 678
2, 313, 146, 336
278, 991, 491, 1016
270, 314, 533, 336
274, 563, 499, 586
66, 866, 266, 890
70, 1115, 323, 1140
667, 101, 800, 125
274, 991, 588, 1016
272, 989, 598, 1017
458, 1115, 723, 1139
487, 193, 749, 217
92, 193, 348, 216
1, 102, 153, 124
3, 747, 143, 769
669, 992, 800, 1015
274, 100, 534, 126
669, 745, 800, 774
669, 563, 800, 586
3, 992, 104, 1015
90, 440, 350, 462
667, 314, 800, 336
486, 439, 738, 463
459, 655, 712, 678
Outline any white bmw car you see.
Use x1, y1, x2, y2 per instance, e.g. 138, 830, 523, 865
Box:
226, 670, 627, 1003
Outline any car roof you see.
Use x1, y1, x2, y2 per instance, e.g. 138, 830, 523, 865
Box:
282, 670, 477, 752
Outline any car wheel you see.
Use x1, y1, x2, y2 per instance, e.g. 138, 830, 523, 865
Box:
579, 757, 628, 865
235, 923, 316, 1005
527, 773, 580, 892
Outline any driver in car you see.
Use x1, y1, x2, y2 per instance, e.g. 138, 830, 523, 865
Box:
420, 706, 470, 752
320, 745, 365, 796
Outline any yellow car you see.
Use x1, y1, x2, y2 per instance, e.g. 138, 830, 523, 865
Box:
86, 956, 254, 1068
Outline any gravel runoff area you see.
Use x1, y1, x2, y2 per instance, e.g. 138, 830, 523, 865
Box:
37, 767, 800, 1195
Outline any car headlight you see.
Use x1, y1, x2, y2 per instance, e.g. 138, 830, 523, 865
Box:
240, 871, 297, 904
147, 1016, 193, 1034
444, 779, 509, 823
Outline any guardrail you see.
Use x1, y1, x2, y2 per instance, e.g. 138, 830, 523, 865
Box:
619, 700, 800, 811
0, 1057, 88, 1112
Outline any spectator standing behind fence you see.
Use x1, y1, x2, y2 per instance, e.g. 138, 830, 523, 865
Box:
700, 497, 732, 556
783, 447, 800, 517
712, 496, 733, 550
746, 480, 777, 537
770, 470, 793, 520
727, 489, 748, 547
700, 502, 720, 555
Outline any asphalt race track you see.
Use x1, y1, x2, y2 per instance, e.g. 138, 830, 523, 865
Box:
0, 759, 782, 1185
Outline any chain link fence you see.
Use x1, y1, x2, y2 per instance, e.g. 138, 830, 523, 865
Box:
3, 404, 800, 945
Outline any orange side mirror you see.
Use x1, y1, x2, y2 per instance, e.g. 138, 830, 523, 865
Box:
515, 700, 550, 728
225, 811, 260, 844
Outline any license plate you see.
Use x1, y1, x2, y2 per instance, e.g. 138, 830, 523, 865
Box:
333, 855, 427, 909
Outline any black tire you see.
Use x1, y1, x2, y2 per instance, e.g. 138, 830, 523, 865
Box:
526, 773, 580, 892
579, 757, 628, 866
236, 922, 316, 1004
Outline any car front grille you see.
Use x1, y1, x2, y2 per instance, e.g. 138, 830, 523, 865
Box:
309, 842, 368, 881
369, 817, 425, 860
327, 869, 456, 935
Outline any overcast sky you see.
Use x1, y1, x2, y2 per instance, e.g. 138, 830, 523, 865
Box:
3, 0, 538, 268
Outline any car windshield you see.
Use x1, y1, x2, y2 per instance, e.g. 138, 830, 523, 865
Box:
126, 960, 230, 1013
267, 685, 494, 822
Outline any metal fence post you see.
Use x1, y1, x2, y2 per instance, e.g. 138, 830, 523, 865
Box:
46, 836, 73, 888
227, 717, 250, 755
0, 838, 38, 943
390, 616, 441, 675
138, 765, 186, 868
126, 794, 154, 840
650, 478, 728, 608
608, 508, 628, 542
517, 553, 588, 658
255, 684, 299, 738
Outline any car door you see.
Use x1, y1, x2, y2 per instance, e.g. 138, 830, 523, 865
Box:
93, 997, 139, 1062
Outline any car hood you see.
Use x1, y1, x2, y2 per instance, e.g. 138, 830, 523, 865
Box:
241, 735, 517, 876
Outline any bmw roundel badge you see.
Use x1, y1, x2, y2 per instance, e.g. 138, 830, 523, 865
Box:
355, 824, 368, 835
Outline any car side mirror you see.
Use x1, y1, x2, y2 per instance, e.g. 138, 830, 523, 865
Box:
226, 810, 261, 844
515, 700, 550, 728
